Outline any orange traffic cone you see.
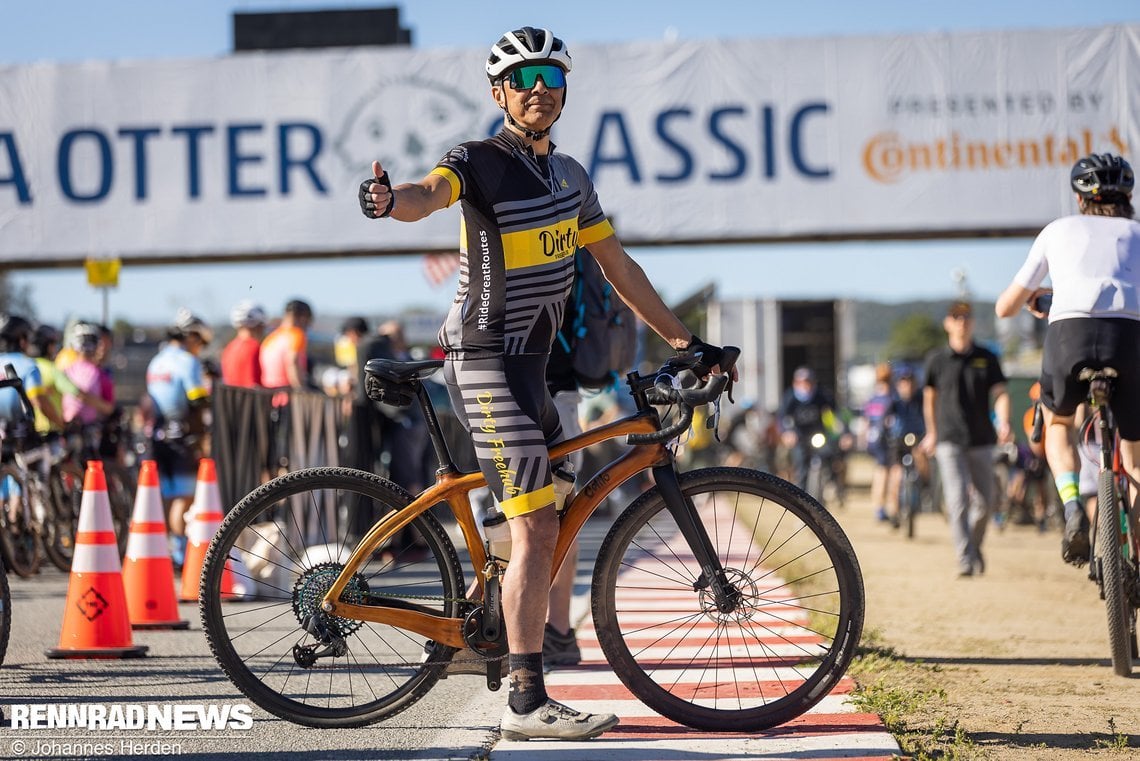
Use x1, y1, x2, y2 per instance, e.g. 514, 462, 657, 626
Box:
179, 459, 234, 602
46, 461, 148, 659
122, 461, 189, 630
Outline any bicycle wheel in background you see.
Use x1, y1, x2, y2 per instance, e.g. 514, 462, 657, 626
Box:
900, 468, 919, 540
0, 464, 44, 578
103, 463, 135, 557
804, 459, 824, 505
45, 461, 83, 572
201, 467, 465, 728
0, 554, 9, 666
1097, 469, 1134, 677
592, 467, 864, 731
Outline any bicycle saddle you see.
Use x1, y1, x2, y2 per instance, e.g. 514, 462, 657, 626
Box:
364, 358, 444, 383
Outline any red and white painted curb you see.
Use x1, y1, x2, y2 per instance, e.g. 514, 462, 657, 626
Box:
492, 517, 899, 760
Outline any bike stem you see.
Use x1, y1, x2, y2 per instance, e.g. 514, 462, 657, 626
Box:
652, 462, 739, 612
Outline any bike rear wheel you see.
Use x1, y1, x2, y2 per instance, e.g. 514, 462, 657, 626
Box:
1096, 469, 1133, 677
0, 464, 44, 578
592, 467, 864, 731
200, 467, 465, 728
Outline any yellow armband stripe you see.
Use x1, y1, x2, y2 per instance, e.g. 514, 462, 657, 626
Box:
187, 387, 210, 402
578, 218, 615, 247
430, 167, 461, 208
500, 484, 556, 519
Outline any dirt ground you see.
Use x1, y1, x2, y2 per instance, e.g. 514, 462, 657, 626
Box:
836, 456, 1140, 759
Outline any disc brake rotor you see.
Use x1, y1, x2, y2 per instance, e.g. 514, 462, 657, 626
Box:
697, 567, 760, 625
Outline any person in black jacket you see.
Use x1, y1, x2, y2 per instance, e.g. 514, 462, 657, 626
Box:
921, 301, 1012, 577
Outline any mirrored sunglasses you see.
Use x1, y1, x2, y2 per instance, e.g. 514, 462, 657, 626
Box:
506, 64, 566, 90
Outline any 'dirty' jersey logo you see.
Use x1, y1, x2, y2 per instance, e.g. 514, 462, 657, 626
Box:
502, 220, 579, 270
539, 226, 578, 258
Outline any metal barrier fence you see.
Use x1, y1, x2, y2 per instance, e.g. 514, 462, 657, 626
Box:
212, 385, 346, 508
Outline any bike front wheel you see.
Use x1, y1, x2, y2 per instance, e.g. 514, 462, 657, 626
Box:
900, 469, 919, 540
201, 467, 465, 728
592, 467, 864, 731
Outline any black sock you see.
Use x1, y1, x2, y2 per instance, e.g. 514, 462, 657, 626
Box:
507, 652, 546, 714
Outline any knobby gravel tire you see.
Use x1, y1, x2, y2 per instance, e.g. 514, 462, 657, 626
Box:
200, 467, 465, 728
592, 467, 864, 731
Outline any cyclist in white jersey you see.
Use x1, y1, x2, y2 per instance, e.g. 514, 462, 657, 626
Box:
996, 153, 1139, 565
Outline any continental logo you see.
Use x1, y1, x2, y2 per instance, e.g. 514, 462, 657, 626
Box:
502, 220, 579, 270
863, 126, 1128, 183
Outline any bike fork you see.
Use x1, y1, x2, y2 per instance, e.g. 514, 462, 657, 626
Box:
652, 464, 740, 612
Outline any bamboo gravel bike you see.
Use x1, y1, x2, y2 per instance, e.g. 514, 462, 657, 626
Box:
200, 349, 865, 730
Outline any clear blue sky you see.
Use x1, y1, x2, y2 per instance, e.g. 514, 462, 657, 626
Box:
4, 1, 1138, 329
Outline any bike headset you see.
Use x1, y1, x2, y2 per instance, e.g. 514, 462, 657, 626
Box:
1071, 153, 1135, 202
0, 313, 32, 353
486, 27, 572, 140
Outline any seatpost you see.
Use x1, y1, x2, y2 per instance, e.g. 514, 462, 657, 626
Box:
414, 381, 458, 475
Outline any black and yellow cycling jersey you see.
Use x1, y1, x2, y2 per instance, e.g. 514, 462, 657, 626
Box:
431, 128, 612, 517
431, 128, 613, 358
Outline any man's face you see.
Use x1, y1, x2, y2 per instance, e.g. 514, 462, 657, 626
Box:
493, 67, 565, 133
944, 311, 974, 341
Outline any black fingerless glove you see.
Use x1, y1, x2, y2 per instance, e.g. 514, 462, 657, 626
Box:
358, 172, 394, 218
678, 334, 725, 376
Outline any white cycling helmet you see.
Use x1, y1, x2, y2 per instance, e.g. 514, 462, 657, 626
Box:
68, 321, 101, 354
172, 307, 214, 344
230, 300, 268, 329
485, 27, 572, 80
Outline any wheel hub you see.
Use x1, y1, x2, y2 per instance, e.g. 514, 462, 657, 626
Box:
697, 568, 759, 624
292, 562, 369, 637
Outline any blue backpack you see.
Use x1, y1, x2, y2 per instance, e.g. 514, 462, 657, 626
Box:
557, 251, 638, 390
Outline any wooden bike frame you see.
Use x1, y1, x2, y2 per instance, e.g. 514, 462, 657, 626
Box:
320, 411, 667, 648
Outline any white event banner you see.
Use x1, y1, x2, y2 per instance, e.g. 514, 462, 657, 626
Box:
0, 24, 1137, 264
